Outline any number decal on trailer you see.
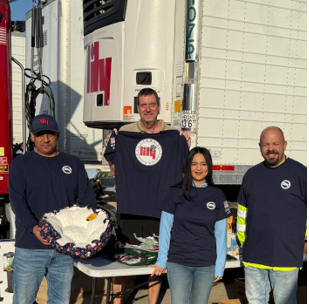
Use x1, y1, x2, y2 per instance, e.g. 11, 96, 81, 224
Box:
186, 5, 196, 55
181, 111, 197, 129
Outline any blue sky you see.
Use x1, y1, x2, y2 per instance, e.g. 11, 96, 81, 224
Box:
11, 0, 34, 21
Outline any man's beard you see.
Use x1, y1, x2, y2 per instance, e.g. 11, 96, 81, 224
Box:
264, 150, 279, 166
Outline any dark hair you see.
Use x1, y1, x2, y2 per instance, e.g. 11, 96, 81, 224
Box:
137, 88, 160, 106
177, 146, 215, 200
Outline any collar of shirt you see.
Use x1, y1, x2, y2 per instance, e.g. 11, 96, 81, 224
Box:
192, 181, 208, 188
138, 120, 164, 133
267, 156, 288, 169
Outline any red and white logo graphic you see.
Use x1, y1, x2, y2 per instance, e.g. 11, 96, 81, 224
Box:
40, 119, 49, 125
87, 41, 112, 106
135, 139, 162, 166
224, 200, 231, 214
0, 157, 7, 165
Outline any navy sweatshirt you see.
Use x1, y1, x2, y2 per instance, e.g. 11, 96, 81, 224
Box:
9, 151, 97, 249
237, 158, 307, 267
104, 131, 188, 218
163, 186, 230, 267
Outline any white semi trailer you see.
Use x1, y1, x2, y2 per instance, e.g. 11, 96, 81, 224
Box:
25, 0, 103, 163
12, 32, 25, 145
82, 0, 307, 196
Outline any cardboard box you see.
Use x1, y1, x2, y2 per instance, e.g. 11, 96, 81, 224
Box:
234, 278, 247, 304
235, 275, 307, 304
218, 300, 242, 304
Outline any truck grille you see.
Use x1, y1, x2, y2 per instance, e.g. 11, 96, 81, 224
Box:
83, 0, 127, 36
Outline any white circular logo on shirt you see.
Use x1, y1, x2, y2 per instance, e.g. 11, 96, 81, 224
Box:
135, 139, 162, 166
206, 201, 216, 210
281, 180, 291, 189
62, 165, 72, 174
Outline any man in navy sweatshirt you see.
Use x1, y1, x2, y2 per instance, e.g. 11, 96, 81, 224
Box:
9, 114, 96, 304
237, 126, 307, 304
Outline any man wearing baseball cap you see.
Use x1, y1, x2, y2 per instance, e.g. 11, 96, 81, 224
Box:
9, 114, 97, 304
30, 114, 60, 157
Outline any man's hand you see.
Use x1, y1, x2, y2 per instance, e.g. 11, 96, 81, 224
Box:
179, 131, 191, 148
105, 128, 118, 145
33, 225, 50, 246
148, 264, 166, 277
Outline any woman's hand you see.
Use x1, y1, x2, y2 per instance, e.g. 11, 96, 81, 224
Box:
148, 264, 166, 277
213, 276, 222, 283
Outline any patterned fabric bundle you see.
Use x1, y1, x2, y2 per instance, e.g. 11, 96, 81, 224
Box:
39, 206, 111, 259
116, 248, 158, 266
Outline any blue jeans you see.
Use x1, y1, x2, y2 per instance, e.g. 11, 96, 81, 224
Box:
167, 262, 215, 304
13, 248, 74, 304
244, 266, 299, 304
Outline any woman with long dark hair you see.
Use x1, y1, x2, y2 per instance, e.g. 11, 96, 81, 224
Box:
150, 147, 230, 303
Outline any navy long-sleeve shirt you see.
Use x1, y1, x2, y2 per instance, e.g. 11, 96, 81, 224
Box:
237, 158, 307, 267
9, 151, 97, 249
104, 130, 188, 218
